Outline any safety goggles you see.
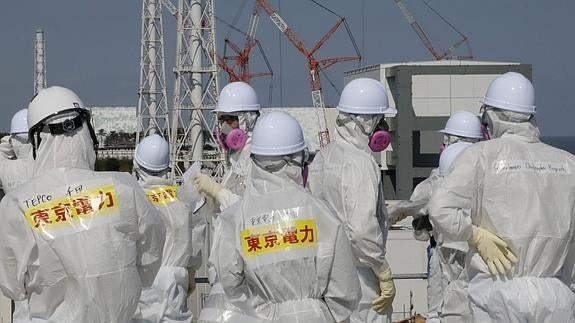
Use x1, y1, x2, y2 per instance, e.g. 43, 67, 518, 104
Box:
29, 108, 99, 159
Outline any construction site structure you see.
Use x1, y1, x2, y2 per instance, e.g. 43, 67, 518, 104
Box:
256, 0, 361, 148
137, 0, 171, 144
34, 28, 47, 95
170, 0, 223, 180
216, 2, 272, 82
393, 0, 472, 60
214, 14, 273, 105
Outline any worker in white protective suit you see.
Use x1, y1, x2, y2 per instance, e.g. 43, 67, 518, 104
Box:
388, 111, 482, 323
196, 81, 261, 209
193, 81, 264, 322
132, 134, 207, 323
422, 142, 473, 323
0, 86, 165, 323
212, 111, 360, 322
0, 109, 35, 193
308, 78, 397, 323
429, 72, 575, 322
0, 110, 36, 322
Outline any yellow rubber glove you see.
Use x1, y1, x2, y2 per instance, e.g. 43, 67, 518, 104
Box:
371, 266, 396, 314
468, 225, 518, 276
188, 268, 196, 294
193, 173, 223, 199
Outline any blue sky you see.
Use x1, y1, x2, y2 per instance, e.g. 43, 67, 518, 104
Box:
1, 0, 573, 136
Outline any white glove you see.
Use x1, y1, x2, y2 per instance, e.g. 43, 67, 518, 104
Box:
371, 266, 396, 314
193, 173, 223, 199
0, 136, 15, 160
468, 225, 518, 276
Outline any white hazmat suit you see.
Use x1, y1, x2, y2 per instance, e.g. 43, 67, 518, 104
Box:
308, 114, 393, 323
213, 157, 360, 322
133, 166, 206, 323
0, 96, 165, 322
198, 113, 262, 323
429, 110, 575, 322
0, 135, 34, 193
0, 111, 37, 322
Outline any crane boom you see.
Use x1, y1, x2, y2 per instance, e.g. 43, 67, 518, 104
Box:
256, 0, 360, 148
214, 4, 272, 85
393, 0, 472, 60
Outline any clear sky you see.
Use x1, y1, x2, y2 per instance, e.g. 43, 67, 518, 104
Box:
1, 0, 574, 136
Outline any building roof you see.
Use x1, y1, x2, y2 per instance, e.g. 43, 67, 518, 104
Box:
345, 59, 520, 77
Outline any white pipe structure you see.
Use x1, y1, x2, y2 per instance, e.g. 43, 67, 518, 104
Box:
137, 0, 170, 143
34, 28, 46, 95
170, 0, 223, 180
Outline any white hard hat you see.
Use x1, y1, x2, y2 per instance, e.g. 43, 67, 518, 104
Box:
439, 110, 483, 139
438, 142, 472, 177
28, 86, 87, 129
134, 134, 170, 172
27, 86, 99, 159
482, 72, 535, 114
250, 111, 307, 156
337, 78, 397, 116
215, 81, 261, 114
10, 109, 29, 134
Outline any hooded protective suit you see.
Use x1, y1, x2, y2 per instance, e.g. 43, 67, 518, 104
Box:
0, 135, 16, 160
0, 120, 166, 323
133, 166, 205, 323
429, 110, 575, 322
212, 157, 360, 322
198, 112, 262, 323
0, 135, 34, 193
308, 113, 392, 323
418, 173, 470, 323
0, 135, 36, 322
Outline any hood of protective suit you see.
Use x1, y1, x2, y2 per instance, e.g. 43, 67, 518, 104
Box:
335, 113, 381, 153
133, 162, 171, 187
249, 154, 304, 194
11, 135, 32, 160
238, 111, 259, 133
33, 113, 96, 174
485, 109, 540, 143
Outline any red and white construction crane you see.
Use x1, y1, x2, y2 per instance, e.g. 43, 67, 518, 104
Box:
215, 8, 274, 103
257, 0, 361, 148
217, 2, 271, 82
393, 0, 472, 60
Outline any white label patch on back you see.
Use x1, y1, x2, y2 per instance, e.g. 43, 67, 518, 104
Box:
493, 160, 570, 175
21, 179, 120, 239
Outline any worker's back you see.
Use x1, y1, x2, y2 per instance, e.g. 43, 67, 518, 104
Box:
469, 137, 575, 279
0, 168, 165, 323
213, 160, 360, 323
